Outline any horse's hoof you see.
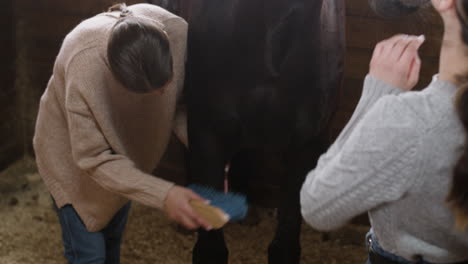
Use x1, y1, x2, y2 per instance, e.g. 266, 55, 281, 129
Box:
193, 242, 228, 264
192, 254, 228, 264
267, 239, 301, 264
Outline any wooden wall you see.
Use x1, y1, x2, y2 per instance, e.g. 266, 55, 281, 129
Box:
0, 0, 144, 170
0, 0, 20, 170
158, 1, 446, 211
331, 1, 443, 139
0, 0, 443, 174
13, 0, 145, 159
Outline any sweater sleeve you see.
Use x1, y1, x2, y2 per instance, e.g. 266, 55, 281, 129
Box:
314, 75, 403, 172
64, 58, 174, 210
300, 79, 422, 231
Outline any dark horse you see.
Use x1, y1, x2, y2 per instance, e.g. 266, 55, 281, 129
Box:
148, 0, 428, 263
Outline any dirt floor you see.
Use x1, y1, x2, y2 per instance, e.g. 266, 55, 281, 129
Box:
0, 158, 369, 264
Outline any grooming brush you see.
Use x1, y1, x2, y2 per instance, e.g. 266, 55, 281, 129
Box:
188, 184, 248, 229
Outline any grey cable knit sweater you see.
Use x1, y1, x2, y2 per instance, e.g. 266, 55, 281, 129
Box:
300, 75, 468, 263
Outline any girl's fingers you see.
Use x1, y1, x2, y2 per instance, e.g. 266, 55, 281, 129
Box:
393, 36, 424, 86
371, 35, 411, 68
395, 36, 417, 61
178, 214, 199, 230
372, 42, 385, 58
186, 190, 206, 202
180, 205, 212, 230
183, 196, 212, 230
369, 34, 424, 91
399, 35, 425, 66
188, 206, 212, 230
193, 215, 212, 231
380, 34, 408, 57
184, 202, 202, 222
407, 55, 422, 89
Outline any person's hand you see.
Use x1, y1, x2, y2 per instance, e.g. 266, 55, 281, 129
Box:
369, 34, 425, 91
164, 185, 212, 230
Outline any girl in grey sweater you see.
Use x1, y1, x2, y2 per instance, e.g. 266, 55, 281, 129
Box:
300, 0, 468, 263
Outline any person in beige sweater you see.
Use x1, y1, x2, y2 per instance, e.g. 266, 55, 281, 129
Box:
33, 3, 210, 263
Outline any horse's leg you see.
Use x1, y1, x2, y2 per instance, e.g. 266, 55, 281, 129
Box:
268, 139, 326, 264
193, 229, 228, 264
188, 113, 240, 264
228, 151, 262, 226
189, 133, 228, 263
189, 132, 228, 263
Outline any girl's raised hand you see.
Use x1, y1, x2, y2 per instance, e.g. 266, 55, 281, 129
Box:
370, 34, 425, 91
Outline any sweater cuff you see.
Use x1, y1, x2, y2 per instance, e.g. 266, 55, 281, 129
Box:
362, 75, 404, 100
138, 176, 175, 210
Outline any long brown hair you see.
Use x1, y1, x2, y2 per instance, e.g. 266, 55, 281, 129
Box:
448, 0, 468, 230
107, 3, 174, 93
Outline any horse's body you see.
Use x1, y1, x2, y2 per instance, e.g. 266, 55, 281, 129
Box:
183, 1, 345, 263
147, 0, 427, 263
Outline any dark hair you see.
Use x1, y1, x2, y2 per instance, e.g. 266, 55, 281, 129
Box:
107, 3, 173, 93
448, 0, 468, 230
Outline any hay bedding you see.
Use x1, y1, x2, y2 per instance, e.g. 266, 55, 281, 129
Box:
0, 159, 368, 264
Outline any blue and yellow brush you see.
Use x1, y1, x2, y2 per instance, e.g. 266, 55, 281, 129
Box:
188, 184, 248, 229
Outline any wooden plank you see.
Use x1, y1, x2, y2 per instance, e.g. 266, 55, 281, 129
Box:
344, 47, 438, 87
346, 0, 377, 18
0, 0, 15, 105
0, 121, 18, 142
0, 85, 16, 102
16, 38, 63, 63
15, 0, 147, 16
0, 70, 15, 84
0, 142, 23, 172
15, 13, 84, 40
345, 0, 439, 25
0, 101, 21, 168
345, 16, 443, 58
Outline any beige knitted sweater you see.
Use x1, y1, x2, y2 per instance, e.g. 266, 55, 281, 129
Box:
33, 4, 187, 232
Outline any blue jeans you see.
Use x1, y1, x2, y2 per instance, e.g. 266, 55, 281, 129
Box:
55, 203, 131, 264
365, 230, 432, 264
